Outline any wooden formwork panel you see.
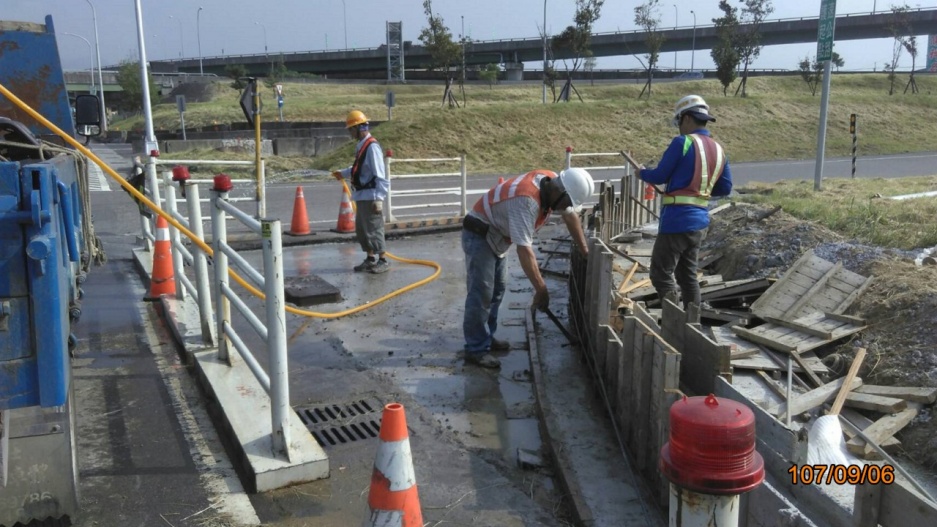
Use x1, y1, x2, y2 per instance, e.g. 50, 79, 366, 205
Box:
750, 249, 872, 322
732, 312, 866, 354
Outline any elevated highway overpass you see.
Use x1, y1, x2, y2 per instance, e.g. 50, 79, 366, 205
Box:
149, 8, 937, 78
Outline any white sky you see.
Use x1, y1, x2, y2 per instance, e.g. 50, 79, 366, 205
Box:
4, 0, 934, 73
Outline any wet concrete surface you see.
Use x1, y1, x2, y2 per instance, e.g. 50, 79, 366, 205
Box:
70, 143, 650, 525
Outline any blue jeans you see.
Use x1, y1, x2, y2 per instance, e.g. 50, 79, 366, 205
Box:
462, 229, 507, 355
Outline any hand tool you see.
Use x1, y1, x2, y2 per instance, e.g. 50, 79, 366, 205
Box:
542, 307, 579, 345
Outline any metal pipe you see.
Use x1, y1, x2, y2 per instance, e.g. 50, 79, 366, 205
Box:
211, 190, 231, 363
185, 183, 214, 344
542, 0, 547, 104
262, 219, 290, 459
197, 6, 204, 75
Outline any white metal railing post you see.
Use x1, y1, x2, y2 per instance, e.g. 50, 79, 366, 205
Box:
210, 189, 231, 364
384, 152, 396, 222
261, 218, 290, 460
565, 146, 573, 170
460, 154, 467, 216
186, 182, 215, 345
162, 170, 186, 300
258, 159, 266, 218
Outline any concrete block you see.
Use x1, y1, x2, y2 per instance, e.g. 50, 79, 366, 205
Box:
194, 350, 330, 493
274, 138, 316, 157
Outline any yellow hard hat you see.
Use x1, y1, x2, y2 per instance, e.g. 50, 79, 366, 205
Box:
345, 110, 369, 128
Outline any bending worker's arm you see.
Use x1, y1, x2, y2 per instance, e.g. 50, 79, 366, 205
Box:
516, 245, 549, 311
561, 211, 589, 257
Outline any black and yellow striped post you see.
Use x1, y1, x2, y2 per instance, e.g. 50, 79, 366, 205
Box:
850, 113, 858, 178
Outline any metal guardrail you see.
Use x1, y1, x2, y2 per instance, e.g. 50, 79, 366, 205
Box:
210, 186, 292, 459
384, 154, 468, 222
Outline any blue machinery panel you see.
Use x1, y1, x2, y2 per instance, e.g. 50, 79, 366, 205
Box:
0, 156, 83, 410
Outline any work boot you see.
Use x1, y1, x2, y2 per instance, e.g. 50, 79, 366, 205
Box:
370, 259, 390, 274
490, 338, 510, 352
464, 353, 501, 369
354, 257, 376, 272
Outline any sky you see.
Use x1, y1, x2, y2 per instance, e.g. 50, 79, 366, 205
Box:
3, 0, 934, 74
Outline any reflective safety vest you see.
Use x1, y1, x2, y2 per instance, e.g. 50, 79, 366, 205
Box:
472, 170, 555, 237
661, 133, 726, 207
351, 136, 379, 191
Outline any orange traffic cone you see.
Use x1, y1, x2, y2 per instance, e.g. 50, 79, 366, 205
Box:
146, 215, 176, 300
331, 190, 356, 233
288, 186, 311, 235
644, 183, 656, 201
364, 403, 423, 527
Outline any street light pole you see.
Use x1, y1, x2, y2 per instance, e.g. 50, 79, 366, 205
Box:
673, 4, 678, 71
341, 0, 348, 49
169, 15, 184, 58
461, 15, 465, 83
84, 0, 107, 132
197, 6, 204, 75
690, 10, 697, 73
542, 0, 547, 104
63, 33, 95, 95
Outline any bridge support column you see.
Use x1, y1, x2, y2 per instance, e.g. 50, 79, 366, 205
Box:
504, 62, 524, 81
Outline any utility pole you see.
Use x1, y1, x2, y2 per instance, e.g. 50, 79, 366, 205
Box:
673, 4, 678, 72
85, 0, 107, 132
690, 10, 697, 72
197, 6, 204, 75
542, 0, 547, 104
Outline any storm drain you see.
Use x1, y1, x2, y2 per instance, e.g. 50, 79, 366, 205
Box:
294, 399, 383, 448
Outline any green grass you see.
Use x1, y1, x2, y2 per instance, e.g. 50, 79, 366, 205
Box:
112, 74, 937, 176
737, 176, 937, 250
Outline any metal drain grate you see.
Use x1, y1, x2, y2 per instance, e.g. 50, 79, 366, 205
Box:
294, 399, 383, 448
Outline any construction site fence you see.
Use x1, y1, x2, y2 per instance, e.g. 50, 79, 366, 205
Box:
384, 154, 468, 222
564, 148, 660, 236
566, 234, 937, 525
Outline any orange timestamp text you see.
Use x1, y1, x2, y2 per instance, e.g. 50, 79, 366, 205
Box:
788, 464, 894, 485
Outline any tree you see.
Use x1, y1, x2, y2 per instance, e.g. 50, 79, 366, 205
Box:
264, 56, 289, 88
116, 60, 157, 112
885, 4, 911, 96
479, 63, 500, 89
710, 0, 741, 96
902, 35, 919, 94
831, 51, 845, 71
734, 0, 774, 97
584, 56, 597, 86
225, 64, 248, 90
634, 0, 665, 99
418, 0, 462, 107
552, 0, 605, 102
797, 55, 823, 96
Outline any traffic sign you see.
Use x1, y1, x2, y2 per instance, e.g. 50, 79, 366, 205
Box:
239, 78, 257, 127
817, 0, 837, 62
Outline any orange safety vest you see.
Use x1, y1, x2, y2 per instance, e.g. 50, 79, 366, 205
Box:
472, 170, 555, 239
351, 135, 379, 190
662, 133, 726, 207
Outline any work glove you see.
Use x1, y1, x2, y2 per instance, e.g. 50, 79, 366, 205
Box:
533, 287, 550, 312
372, 200, 383, 213
332, 170, 343, 181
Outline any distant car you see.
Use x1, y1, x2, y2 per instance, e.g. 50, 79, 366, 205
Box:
676, 71, 704, 80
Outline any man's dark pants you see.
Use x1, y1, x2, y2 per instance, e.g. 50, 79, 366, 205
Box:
650, 230, 704, 309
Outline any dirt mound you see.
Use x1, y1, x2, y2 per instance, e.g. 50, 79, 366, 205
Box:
703, 202, 937, 468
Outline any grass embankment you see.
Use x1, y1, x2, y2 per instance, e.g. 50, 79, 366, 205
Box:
111, 75, 937, 250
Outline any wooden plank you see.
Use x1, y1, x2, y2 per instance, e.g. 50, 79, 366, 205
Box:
853, 481, 884, 527
855, 385, 937, 404
844, 392, 908, 413
752, 252, 815, 318
731, 325, 797, 353
833, 276, 875, 314
829, 348, 866, 415
824, 312, 867, 325
618, 318, 637, 436
604, 327, 623, 411
756, 370, 790, 400
789, 349, 826, 388
620, 277, 652, 295
840, 408, 901, 453
846, 407, 918, 456
631, 328, 652, 471
762, 316, 835, 340
769, 377, 862, 420
617, 262, 640, 292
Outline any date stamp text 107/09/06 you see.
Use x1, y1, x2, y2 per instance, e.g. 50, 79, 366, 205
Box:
788, 464, 895, 485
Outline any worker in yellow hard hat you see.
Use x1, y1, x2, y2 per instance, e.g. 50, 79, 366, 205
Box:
333, 110, 391, 274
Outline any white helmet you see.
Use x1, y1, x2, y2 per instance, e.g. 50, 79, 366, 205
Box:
557, 168, 594, 212
671, 94, 715, 127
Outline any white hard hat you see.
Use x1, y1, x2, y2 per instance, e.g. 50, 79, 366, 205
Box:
557, 168, 595, 212
672, 94, 716, 127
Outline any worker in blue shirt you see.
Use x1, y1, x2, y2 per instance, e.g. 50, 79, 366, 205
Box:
636, 95, 733, 309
